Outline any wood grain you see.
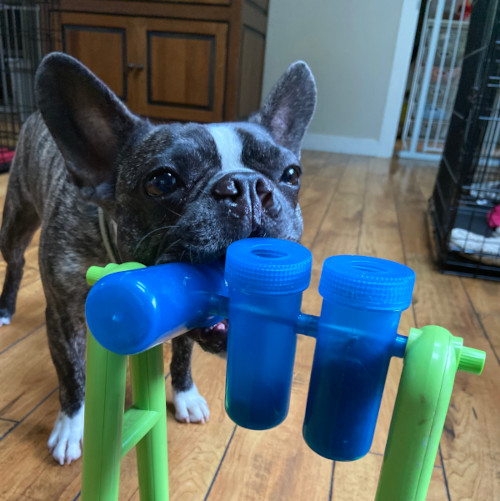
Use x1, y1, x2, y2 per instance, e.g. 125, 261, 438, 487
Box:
0, 151, 497, 500
0, 279, 45, 353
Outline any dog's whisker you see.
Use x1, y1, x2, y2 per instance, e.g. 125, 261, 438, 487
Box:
166, 206, 183, 218
155, 238, 183, 264
152, 197, 184, 218
133, 225, 177, 257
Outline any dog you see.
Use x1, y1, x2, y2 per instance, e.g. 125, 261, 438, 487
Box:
0, 52, 316, 465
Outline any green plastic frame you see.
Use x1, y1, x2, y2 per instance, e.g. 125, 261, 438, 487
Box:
81, 265, 485, 501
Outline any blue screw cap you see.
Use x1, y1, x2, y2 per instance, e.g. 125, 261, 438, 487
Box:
319, 255, 415, 310
225, 238, 312, 294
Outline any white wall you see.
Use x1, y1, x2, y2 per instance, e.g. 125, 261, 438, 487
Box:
261, 0, 420, 157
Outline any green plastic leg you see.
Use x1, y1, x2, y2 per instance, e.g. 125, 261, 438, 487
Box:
130, 345, 169, 501
376, 326, 485, 501
81, 329, 128, 501
82, 262, 169, 500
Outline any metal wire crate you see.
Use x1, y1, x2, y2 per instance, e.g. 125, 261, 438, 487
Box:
0, 0, 57, 172
429, 0, 500, 280
400, 0, 470, 161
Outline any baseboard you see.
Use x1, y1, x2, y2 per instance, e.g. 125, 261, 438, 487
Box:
302, 133, 393, 158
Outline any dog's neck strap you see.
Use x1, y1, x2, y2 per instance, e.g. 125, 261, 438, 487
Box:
98, 207, 119, 263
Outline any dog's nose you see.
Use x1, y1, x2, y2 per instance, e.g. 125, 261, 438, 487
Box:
212, 173, 276, 213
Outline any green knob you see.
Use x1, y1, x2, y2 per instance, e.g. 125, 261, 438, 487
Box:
458, 346, 486, 375
86, 262, 146, 286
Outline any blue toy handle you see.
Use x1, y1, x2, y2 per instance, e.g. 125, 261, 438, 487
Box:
85, 260, 226, 355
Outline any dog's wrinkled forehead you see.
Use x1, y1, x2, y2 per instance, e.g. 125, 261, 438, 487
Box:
205, 123, 298, 174
139, 121, 298, 176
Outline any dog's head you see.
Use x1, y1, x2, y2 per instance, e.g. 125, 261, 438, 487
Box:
35, 53, 316, 265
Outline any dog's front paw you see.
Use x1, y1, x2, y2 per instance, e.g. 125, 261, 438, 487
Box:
0, 309, 12, 326
0, 316, 11, 326
173, 384, 210, 424
47, 405, 84, 465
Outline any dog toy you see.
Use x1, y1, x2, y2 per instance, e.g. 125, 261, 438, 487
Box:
83, 238, 485, 501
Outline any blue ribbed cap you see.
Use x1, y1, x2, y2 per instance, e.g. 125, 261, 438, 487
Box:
225, 238, 312, 294
319, 255, 415, 310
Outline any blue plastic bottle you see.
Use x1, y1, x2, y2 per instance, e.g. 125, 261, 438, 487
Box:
85, 261, 226, 355
224, 238, 312, 430
302, 255, 415, 461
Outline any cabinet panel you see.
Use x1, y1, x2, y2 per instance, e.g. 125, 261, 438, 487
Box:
148, 33, 213, 109
59, 13, 129, 101
139, 18, 228, 122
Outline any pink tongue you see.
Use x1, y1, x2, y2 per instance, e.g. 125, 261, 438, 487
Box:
211, 322, 226, 332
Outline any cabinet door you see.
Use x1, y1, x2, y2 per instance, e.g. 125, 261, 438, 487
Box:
56, 13, 135, 109
136, 18, 228, 123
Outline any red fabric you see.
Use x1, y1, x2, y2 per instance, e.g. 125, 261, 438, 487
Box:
0, 148, 14, 163
487, 205, 500, 229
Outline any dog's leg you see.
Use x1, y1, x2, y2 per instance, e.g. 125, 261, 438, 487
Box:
170, 335, 209, 423
44, 297, 87, 465
38, 241, 88, 465
0, 182, 40, 325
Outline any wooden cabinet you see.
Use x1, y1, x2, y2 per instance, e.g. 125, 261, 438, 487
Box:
51, 0, 269, 123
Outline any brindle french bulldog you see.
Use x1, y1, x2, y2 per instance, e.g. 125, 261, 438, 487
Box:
0, 52, 316, 464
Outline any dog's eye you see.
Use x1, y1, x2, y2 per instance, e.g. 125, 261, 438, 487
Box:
280, 166, 300, 186
145, 169, 178, 197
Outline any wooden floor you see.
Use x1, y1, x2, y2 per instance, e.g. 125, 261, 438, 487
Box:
0, 151, 498, 500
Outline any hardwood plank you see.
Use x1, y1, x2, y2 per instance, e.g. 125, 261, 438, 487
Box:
299, 174, 343, 250
0, 244, 40, 282
358, 157, 405, 263
0, 279, 45, 353
0, 391, 61, 501
478, 313, 500, 362
0, 172, 10, 199
301, 150, 350, 179
0, 418, 16, 437
332, 453, 449, 500
461, 277, 500, 360
0, 326, 57, 421
165, 347, 234, 500
461, 277, 499, 316
206, 356, 332, 501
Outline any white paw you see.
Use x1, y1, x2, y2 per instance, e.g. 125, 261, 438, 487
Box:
0, 316, 11, 326
47, 405, 84, 465
173, 384, 210, 424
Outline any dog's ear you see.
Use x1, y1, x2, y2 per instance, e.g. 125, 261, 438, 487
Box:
35, 52, 141, 200
250, 61, 316, 158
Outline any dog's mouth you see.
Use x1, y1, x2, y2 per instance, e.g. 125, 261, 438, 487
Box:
187, 319, 228, 354
151, 223, 271, 266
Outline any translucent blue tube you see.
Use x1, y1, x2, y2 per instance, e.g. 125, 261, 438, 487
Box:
85, 261, 226, 355
302, 255, 415, 461
224, 238, 312, 429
